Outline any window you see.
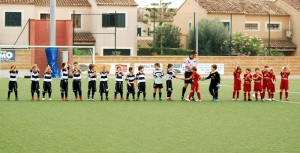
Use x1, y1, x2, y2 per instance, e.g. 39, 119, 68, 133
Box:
188, 21, 192, 30
137, 27, 142, 36
103, 49, 131, 56
265, 22, 282, 31
5, 12, 22, 27
221, 21, 231, 31
245, 22, 260, 31
102, 13, 126, 28
40, 13, 50, 20
71, 14, 81, 28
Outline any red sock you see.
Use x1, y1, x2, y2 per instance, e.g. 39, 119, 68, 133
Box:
248, 92, 251, 99
197, 92, 201, 100
237, 91, 240, 99
285, 92, 288, 99
260, 93, 264, 100
188, 92, 193, 99
280, 92, 283, 99
233, 91, 236, 99
244, 93, 246, 100
255, 93, 258, 99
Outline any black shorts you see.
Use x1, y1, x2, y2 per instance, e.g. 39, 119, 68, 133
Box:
88, 80, 97, 93
8, 81, 18, 92
99, 81, 108, 93
73, 80, 82, 92
166, 80, 173, 91
31, 81, 40, 93
127, 83, 135, 94
184, 72, 193, 84
43, 81, 52, 93
138, 82, 146, 92
60, 79, 68, 92
115, 81, 123, 93
153, 83, 163, 89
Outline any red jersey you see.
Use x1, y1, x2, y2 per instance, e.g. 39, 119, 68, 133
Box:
270, 73, 276, 83
262, 70, 271, 81
253, 73, 263, 84
280, 71, 290, 81
243, 73, 252, 85
191, 72, 201, 84
233, 71, 242, 84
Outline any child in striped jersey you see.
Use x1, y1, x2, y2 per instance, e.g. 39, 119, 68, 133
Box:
73, 62, 83, 101
125, 67, 135, 101
153, 63, 164, 101
60, 62, 70, 101
87, 64, 97, 101
114, 66, 124, 101
7, 65, 18, 101
166, 64, 176, 101
99, 65, 109, 101
30, 64, 41, 101
42, 65, 53, 101
136, 65, 147, 101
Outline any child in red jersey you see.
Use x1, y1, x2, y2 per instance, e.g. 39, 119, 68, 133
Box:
270, 68, 276, 101
233, 63, 242, 101
179, 66, 202, 102
243, 68, 252, 101
280, 65, 290, 101
262, 65, 271, 101
253, 68, 263, 102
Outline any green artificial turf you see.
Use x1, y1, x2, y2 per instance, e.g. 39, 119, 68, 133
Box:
0, 78, 300, 153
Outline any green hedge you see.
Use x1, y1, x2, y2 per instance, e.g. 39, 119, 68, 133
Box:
138, 48, 193, 56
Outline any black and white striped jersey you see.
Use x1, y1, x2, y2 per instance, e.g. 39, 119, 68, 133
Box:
30, 70, 40, 81
61, 68, 69, 80
9, 70, 18, 81
115, 72, 123, 82
153, 69, 164, 84
72, 69, 81, 80
44, 72, 52, 82
136, 72, 145, 83
126, 73, 135, 84
88, 70, 97, 81
166, 70, 176, 81
184, 57, 197, 72
100, 71, 109, 82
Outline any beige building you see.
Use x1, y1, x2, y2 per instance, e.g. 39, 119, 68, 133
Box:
0, 0, 138, 56
173, 0, 297, 55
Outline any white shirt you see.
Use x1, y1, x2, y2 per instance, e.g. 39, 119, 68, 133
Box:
184, 57, 197, 72
153, 69, 164, 84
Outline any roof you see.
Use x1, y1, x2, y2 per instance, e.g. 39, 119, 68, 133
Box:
281, 0, 300, 12
96, 0, 138, 6
262, 39, 296, 49
137, 39, 152, 48
74, 33, 95, 46
198, 0, 289, 16
0, 0, 91, 6
138, 8, 177, 22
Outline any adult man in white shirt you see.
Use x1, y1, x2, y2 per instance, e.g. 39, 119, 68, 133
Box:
181, 51, 197, 101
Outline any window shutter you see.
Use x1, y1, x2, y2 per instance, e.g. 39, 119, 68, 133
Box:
102, 14, 110, 27
116, 14, 125, 27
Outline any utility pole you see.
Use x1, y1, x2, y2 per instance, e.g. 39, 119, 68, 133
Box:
50, 0, 56, 46
195, 0, 199, 53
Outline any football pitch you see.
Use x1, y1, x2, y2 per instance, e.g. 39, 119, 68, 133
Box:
0, 78, 300, 153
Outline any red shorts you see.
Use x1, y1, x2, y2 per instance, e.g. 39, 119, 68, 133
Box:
254, 83, 262, 92
233, 81, 241, 90
270, 83, 275, 92
243, 84, 251, 92
191, 83, 199, 91
262, 80, 271, 91
280, 80, 289, 90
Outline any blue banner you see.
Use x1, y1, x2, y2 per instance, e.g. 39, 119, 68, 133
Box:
0, 50, 15, 62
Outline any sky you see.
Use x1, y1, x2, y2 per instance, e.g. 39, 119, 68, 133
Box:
135, 0, 185, 8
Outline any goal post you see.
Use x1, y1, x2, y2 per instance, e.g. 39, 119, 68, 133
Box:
0, 45, 96, 78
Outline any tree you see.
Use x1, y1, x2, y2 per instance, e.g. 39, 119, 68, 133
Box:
188, 19, 229, 55
154, 24, 181, 52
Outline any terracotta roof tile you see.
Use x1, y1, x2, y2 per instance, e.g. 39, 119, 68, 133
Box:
74, 33, 95, 42
199, 0, 288, 16
281, 0, 300, 12
0, 0, 91, 6
137, 39, 152, 48
262, 39, 296, 49
96, 0, 138, 6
